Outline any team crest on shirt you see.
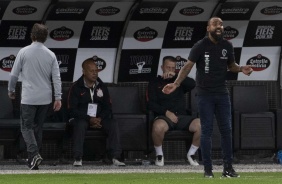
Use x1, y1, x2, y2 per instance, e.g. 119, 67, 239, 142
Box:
97, 88, 103, 97
220, 49, 228, 59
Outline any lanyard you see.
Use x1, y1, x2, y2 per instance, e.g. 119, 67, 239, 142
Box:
89, 85, 95, 103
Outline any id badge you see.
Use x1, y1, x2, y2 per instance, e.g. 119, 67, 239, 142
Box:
87, 103, 97, 117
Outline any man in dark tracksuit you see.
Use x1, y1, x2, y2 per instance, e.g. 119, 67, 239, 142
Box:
67, 58, 125, 166
147, 56, 201, 167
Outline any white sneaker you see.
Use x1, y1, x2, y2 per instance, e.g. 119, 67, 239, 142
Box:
155, 155, 164, 166
73, 159, 82, 166
112, 158, 126, 166
187, 155, 199, 166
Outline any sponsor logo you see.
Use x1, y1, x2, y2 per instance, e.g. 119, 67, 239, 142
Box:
56, 7, 84, 14
92, 55, 106, 72
246, 54, 270, 71
7, 25, 27, 40
0, 55, 16, 72
179, 6, 204, 16
129, 55, 152, 74
50, 26, 74, 41
13, 5, 37, 15
90, 26, 110, 41
254, 25, 274, 40
96, 6, 120, 16
223, 26, 239, 40
56, 54, 69, 73
220, 49, 228, 60
175, 56, 187, 73
221, 7, 249, 14
134, 27, 158, 42
261, 6, 282, 15
174, 27, 194, 41
139, 7, 168, 14
205, 52, 209, 73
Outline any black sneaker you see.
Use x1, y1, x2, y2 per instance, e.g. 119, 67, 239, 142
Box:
222, 165, 240, 178
204, 169, 214, 178
29, 154, 43, 170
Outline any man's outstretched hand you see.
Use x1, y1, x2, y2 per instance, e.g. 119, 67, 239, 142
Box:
162, 83, 178, 94
242, 65, 253, 76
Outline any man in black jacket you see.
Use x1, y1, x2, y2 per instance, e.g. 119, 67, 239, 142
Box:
147, 56, 201, 167
67, 58, 125, 166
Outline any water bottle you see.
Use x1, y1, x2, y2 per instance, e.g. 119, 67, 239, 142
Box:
142, 160, 150, 166
278, 150, 282, 164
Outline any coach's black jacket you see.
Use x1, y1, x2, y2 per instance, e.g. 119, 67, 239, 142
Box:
67, 75, 112, 122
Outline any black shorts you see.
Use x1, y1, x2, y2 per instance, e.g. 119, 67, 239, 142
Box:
154, 115, 196, 131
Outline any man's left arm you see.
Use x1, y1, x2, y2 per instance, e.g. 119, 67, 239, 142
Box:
228, 62, 253, 76
8, 50, 23, 99
99, 86, 112, 120
52, 56, 62, 101
51, 56, 62, 111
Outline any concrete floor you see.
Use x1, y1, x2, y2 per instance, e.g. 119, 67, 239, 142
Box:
0, 157, 281, 174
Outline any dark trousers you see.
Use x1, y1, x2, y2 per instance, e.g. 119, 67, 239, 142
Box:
197, 94, 233, 170
72, 118, 122, 159
20, 104, 49, 158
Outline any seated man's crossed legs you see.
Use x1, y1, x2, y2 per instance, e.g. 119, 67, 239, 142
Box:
152, 115, 201, 166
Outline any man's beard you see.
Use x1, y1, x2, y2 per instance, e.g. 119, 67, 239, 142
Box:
210, 31, 223, 42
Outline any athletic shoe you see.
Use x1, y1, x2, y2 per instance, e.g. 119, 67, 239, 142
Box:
73, 159, 82, 167
222, 165, 240, 177
112, 158, 126, 166
155, 155, 164, 166
29, 154, 43, 170
187, 155, 199, 166
204, 169, 214, 178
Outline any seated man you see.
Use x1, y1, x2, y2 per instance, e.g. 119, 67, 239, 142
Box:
67, 58, 125, 167
147, 56, 201, 166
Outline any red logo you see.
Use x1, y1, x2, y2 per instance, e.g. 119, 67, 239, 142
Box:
0, 55, 16, 72
134, 27, 158, 42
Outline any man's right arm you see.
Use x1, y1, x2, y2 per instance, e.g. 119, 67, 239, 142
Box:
147, 80, 179, 122
8, 75, 18, 99
8, 51, 23, 99
163, 60, 195, 94
174, 60, 194, 87
67, 85, 91, 122
147, 80, 167, 115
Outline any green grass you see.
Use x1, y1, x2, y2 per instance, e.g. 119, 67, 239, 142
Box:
0, 172, 282, 184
